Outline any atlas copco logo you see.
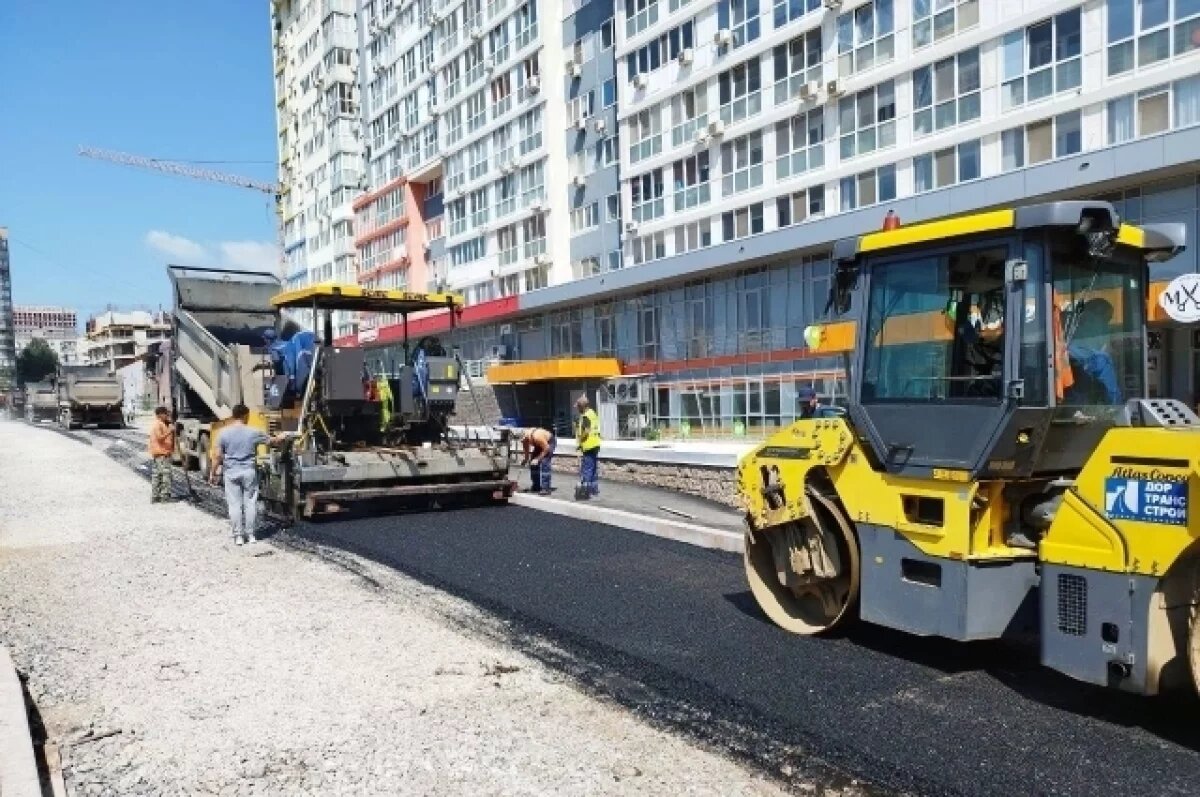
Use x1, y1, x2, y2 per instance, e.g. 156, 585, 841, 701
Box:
1111, 467, 1188, 483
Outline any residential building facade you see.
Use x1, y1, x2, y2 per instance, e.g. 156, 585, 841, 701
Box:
13, 305, 82, 366
0, 229, 14, 389
84, 310, 172, 373
345, 0, 1200, 437
272, 0, 366, 333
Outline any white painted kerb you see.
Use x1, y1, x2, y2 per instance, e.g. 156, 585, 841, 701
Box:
0, 646, 40, 797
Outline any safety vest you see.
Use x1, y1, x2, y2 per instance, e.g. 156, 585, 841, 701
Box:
578, 408, 601, 452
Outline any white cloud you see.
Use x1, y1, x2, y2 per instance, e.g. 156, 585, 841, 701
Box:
144, 231, 280, 273
144, 230, 209, 263
217, 241, 281, 273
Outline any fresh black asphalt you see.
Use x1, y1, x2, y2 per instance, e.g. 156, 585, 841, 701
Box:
295, 506, 1200, 797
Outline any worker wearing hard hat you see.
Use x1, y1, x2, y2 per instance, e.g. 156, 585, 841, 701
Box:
519, 426, 556, 495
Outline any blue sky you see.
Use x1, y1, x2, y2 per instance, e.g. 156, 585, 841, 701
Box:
0, 0, 281, 322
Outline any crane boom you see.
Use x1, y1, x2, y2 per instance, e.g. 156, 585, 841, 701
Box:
78, 146, 279, 196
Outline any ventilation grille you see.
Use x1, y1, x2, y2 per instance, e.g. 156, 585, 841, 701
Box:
1057, 573, 1088, 637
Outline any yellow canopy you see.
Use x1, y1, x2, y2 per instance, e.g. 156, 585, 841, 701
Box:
270, 283, 464, 314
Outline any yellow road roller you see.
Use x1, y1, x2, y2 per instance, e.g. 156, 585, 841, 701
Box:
738, 201, 1200, 696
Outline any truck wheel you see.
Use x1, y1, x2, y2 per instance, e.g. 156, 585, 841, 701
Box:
1189, 598, 1200, 699
198, 433, 212, 480
744, 487, 860, 635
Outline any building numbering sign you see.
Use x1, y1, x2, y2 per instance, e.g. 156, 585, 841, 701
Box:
1105, 470, 1189, 526
1158, 272, 1200, 323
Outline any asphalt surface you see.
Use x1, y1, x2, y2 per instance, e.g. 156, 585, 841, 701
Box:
295, 508, 1200, 797
43, 421, 1200, 796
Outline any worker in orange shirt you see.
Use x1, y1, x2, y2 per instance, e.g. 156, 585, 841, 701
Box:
148, 406, 176, 503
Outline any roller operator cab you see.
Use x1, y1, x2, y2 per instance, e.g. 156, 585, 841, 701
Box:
737, 201, 1200, 697
258, 284, 514, 520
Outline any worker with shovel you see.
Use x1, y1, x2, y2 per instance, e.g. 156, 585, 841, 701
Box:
519, 426, 556, 495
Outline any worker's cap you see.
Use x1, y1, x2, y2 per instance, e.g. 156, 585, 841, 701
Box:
798, 387, 817, 400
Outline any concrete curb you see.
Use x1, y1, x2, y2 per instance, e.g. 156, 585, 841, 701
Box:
510, 493, 745, 554
0, 646, 41, 797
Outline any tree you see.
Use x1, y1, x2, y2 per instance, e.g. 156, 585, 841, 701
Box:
17, 339, 59, 384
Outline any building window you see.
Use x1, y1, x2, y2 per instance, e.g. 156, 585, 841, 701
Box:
601, 19, 615, 49
497, 224, 520, 265
1001, 110, 1083, 169
773, 29, 823, 105
467, 139, 489, 182
627, 21, 695, 80
518, 108, 543, 154
774, 0, 820, 28
632, 169, 666, 222
550, 309, 584, 356
1107, 0, 1200, 76
839, 165, 896, 211
721, 202, 764, 241
568, 90, 596, 125
718, 0, 760, 49
632, 231, 667, 265
629, 108, 663, 163
838, 80, 896, 159
912, 0, 979, 50
602, 78, 617, 108
672, 152, 712, 210
625, 0, 660, 38
837, 0, 895, 75
775, 109, 824, 181
495, 175, 518, 218
450, 236, 487, 266
525, 264, 549, 290
1177, 74, 1200, 128
776, 185, 824, 227
606, 193, 621, 222
522, 215, 547, 258
912, 47, 980, 137
469, 188, 490, 228
718, 58, 763, 125
674, 220, 713, 254
721, 131, 764, 196
571, 202, 600, 232
670, 87, 709, 147
1108, 85, 1171, 144
913, 139, 981, 192
1001, 8, 1082, 110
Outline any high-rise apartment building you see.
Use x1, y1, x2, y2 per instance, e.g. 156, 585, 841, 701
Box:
340, 0, 1200, 435
272, 0, 366, 333
13, 306, 82, 366
0, 229, 14, 389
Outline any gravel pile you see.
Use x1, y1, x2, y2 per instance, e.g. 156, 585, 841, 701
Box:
0, 420, 787, 796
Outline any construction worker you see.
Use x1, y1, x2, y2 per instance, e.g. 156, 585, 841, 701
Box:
575, 396, 601, 499
209, 404, 288, 546
519, 426, 556, 495
148, 406, 175, 503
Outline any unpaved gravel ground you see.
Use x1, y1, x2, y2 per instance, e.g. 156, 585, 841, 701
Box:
0, 419, 787, 796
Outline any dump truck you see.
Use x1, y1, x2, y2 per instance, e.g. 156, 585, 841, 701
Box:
56, 365, 124, 428
24, 382, 58, 423
255, 284, 513, 520
165, 265, 285, 477
737, 201, 1200, 698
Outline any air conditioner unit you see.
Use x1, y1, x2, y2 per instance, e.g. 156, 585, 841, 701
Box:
530, 200, 545, 212
708, 119, 725, 136
572, 174, 586, 187
570, 62, 582, 77
714, 29, 732, 47
678, 48, 694, 66
534, 254, 552, 266
695, 131, 710, 146
799, 81, 818, 101
823, 0, 842, 8
500, 159, 516, 173
471, 25, 484, 40
593, 118, 606, 133
528, 75, 541, 93
633, 73, 647, 89
826, 79, 842, 96
485, 60, 495, 73
429, 100, 441, 116
624, 221, 638, 234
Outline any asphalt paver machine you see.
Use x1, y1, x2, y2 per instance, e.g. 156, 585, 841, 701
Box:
259, 284, 514, 520
738, 201, 1200, 697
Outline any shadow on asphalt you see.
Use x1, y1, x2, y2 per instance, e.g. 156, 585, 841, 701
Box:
724, 588, 1200, 755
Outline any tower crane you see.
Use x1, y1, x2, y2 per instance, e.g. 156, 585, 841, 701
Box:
77, 146, 287, 274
